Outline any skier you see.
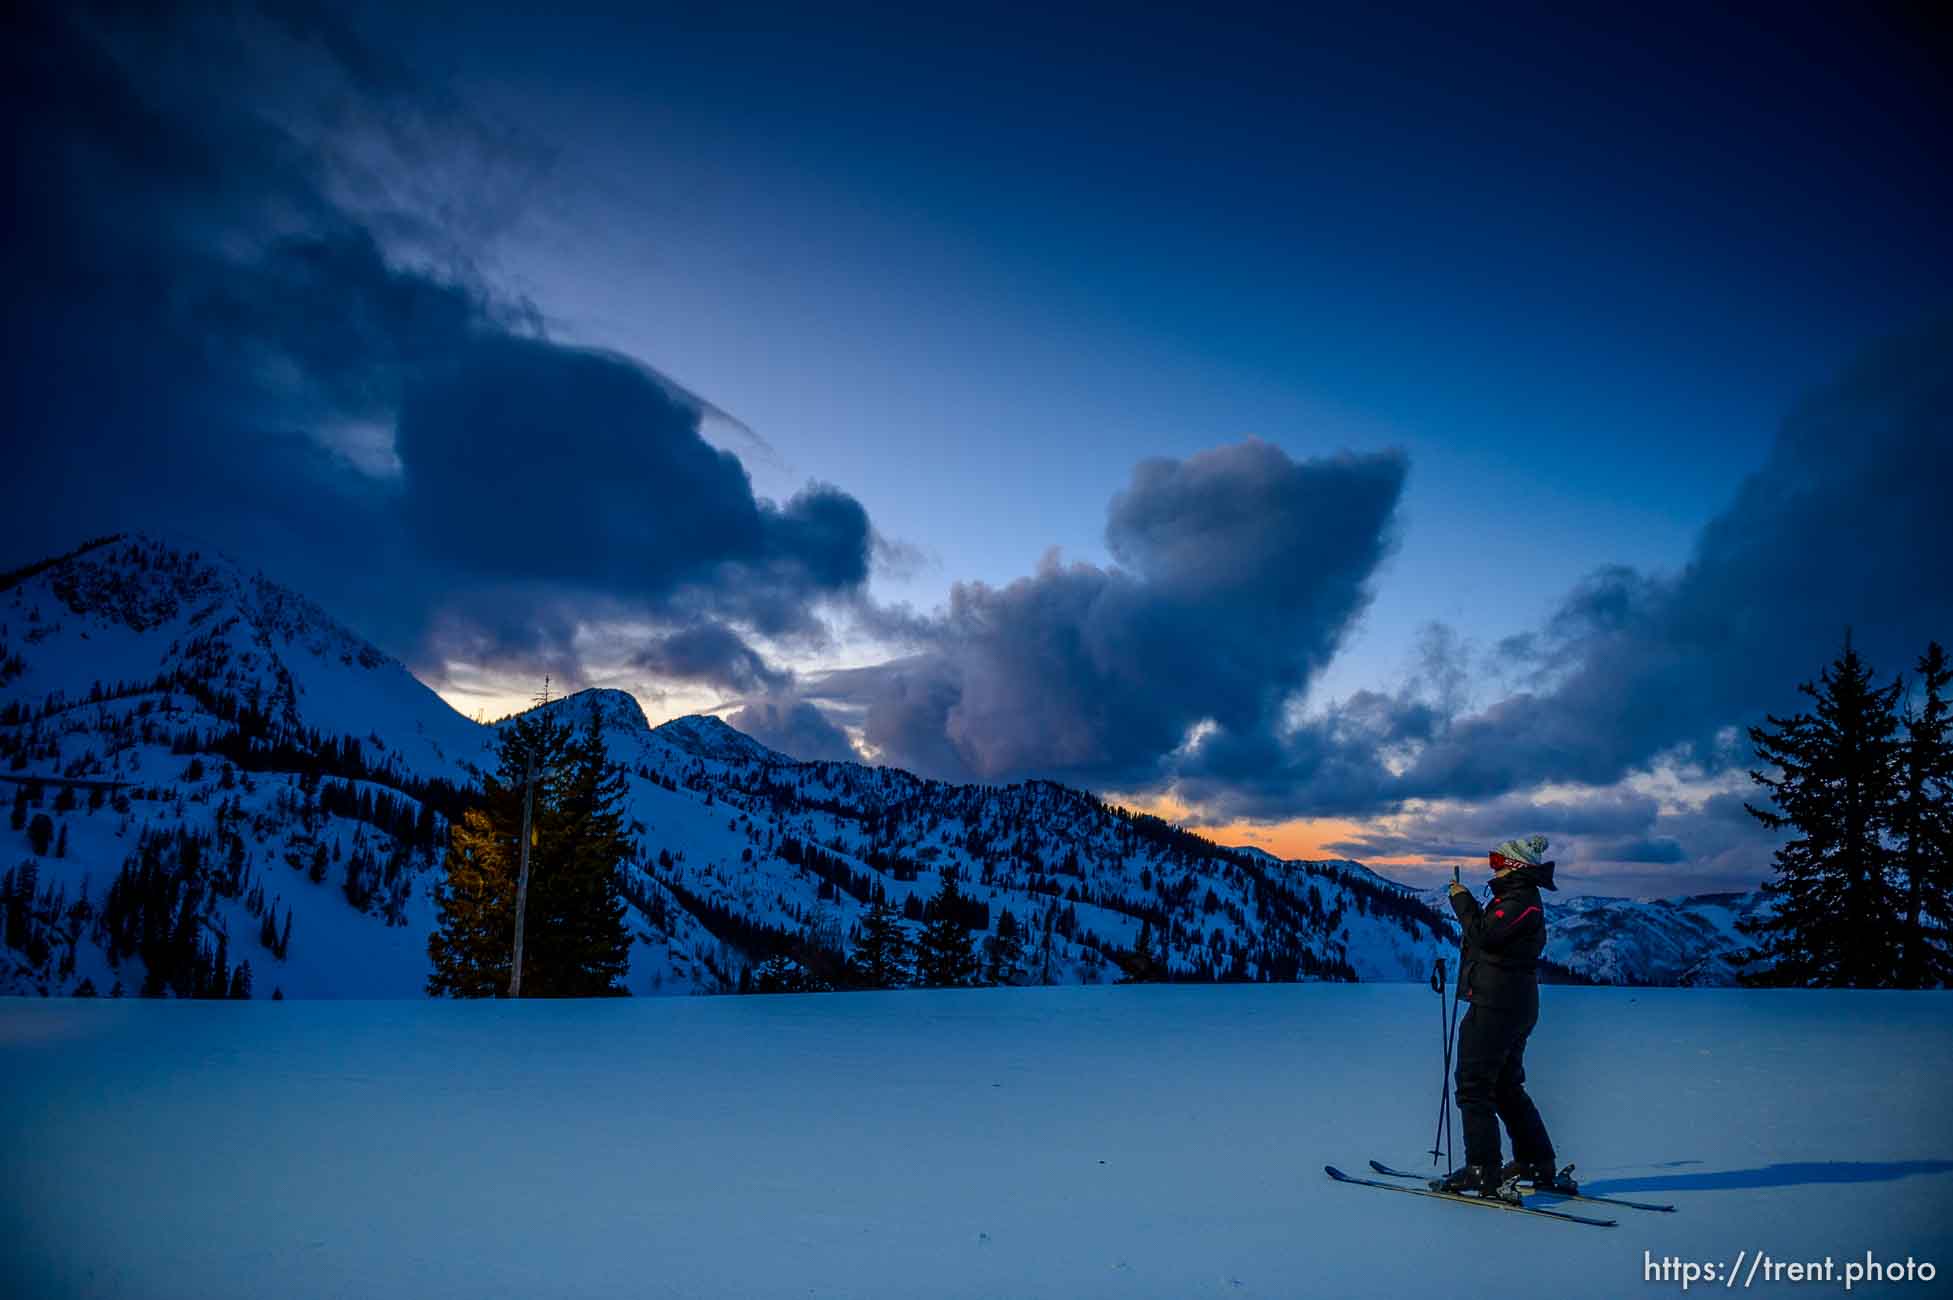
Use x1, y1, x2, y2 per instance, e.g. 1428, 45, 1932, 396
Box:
1437, 834, 1574, 1200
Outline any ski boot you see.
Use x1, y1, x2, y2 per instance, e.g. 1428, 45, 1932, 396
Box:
1500, 1158, 1578, 1195
1434, 1164, 1523, 1204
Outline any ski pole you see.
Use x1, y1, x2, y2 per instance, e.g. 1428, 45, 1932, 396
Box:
1429, 865, 1462, 1171
1444, 963, 1459, 1172
1428, 954, 1450, 1167
1444, 866, 1461, 1171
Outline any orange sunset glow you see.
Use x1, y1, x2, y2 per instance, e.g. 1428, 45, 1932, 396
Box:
1112, 794, 1430, 878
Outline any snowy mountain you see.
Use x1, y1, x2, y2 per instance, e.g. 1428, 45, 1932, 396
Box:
0, 533, 486, 781
1406, 884, 1772, 988
0, 535, 1762, 998
651, 713, 792, 765
1541, 889, 1771, 986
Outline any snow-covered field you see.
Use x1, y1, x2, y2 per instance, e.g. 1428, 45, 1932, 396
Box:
5, 985, 1950, 1299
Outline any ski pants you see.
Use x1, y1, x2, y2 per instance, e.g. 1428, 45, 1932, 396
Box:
1455, 999, 1555, 1171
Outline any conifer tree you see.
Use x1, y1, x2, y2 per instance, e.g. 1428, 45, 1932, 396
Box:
1037, 907, 1057, 985
984, 907, 1024, 986
850, 896, 911, 989
1739, 634, 1905, 987
426, 699, 564, 996
753, 952, 811, 993
1893, 642, 1953, 988
913, 871, 979, 988
210, 930, 230, 1000
426, 806, 519, 997
427, 694, 633, 996
522, 700, 633, 997
1118, 917, 1163, 983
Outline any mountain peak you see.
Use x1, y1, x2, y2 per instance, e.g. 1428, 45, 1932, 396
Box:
501, 687, 650, 734
651, 713, 792, 765
4, 531, 238, 632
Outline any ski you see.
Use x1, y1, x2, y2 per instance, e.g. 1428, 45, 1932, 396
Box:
1367, 1160, 1675, 1213
1324, 1166, 1617, 1227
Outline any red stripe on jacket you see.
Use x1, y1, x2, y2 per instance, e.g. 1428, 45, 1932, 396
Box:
1495, 904, 1540, 937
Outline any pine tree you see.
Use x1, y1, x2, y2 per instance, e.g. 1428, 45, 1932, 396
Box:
850, 897, 911, 989
425, 704, 557, 997
753, 952, 810, 993
1037, 907, 1057, 985
210, 930, 230, 1001
984, 907, 1024, 986
522, 700, 633, 996
914, 871, 979, 988
167, 894, 198, 996
1893, 642, 1953, 988
1118, 917, 1163, 983
426, 695, 633, 997
425, 807, 518, 997
1738, 634, 1905, 987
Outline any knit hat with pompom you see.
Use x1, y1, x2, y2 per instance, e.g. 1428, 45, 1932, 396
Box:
1491, 834, 1549, 868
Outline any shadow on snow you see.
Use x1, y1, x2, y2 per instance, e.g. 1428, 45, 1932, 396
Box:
1582, 1160, 1953, 1195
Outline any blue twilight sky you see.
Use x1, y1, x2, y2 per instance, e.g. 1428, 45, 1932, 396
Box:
392, 1, 1941, 684
4, 0, 1949, 894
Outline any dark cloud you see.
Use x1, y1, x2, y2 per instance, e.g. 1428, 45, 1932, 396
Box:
726, 696, 860, 764
393, 334, 865, 633
0, 1, 870, 685
1396, 319, 1953, 802
1325, 787, 1668, 862
811, 439, 1407, 788
1591, 836, 1686, 865
1156, 321, 1953, 825
1155, 622, 1469, 820
632, 624, 789, 695
1326, 783, 1781, 895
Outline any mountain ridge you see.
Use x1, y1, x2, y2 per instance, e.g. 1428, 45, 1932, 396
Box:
0, 534, 1763, 996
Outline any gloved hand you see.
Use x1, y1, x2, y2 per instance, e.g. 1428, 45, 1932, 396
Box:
1446, 881, 1469, 898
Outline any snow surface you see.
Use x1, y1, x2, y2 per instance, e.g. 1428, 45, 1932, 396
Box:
5, 985, 1950, 1299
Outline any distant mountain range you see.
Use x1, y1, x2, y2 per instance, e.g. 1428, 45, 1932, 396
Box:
0, 534, 1766, 997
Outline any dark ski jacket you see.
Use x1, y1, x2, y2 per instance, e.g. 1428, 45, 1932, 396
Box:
1450, 862, 1555, 1013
